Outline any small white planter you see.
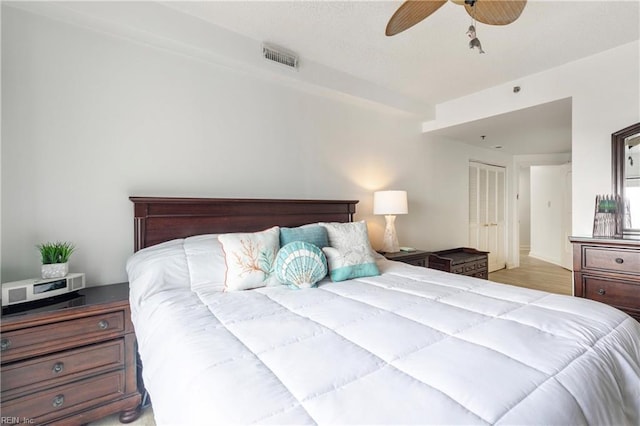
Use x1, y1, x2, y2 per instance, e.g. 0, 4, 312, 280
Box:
41, 263, 69, 279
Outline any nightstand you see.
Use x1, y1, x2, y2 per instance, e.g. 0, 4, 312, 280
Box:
1, 283, 141, 425
428, 247, 489, 279
381, 250, 430, 267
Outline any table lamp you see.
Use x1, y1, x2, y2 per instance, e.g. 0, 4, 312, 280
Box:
373, 190, 408, 253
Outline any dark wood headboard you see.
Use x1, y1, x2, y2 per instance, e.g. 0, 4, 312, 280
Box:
130, 197, 359, 251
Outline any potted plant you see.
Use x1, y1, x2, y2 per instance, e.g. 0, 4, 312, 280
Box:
37, 241, 75, 279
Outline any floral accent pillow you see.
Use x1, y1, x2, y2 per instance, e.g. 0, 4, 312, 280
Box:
319, 221, 380, 282
218, 226, 280, 291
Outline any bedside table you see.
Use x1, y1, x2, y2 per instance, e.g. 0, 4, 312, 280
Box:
428, 247, 489, 279
1, 283, 141, 425
381, 250, 430, 267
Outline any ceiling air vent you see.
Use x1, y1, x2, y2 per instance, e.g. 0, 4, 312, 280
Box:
262, 44, 298, 70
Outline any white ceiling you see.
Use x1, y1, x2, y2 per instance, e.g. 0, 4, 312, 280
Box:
158, 0, 638, 156
162, 0, 639, 107
427, 97, 573, 155
9, 1, 640, 155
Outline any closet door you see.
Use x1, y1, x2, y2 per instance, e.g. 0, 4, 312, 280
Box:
469, 162, 506, 272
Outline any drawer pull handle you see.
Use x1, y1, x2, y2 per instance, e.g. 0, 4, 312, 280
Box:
615, 258, 624, 264
598, 288, 606, 296
52, 394, 65, 408
52, 362, 64, 374
0, 338, 10, 351
98, 320, 109, 330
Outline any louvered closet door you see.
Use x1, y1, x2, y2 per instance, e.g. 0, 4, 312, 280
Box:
469, 162, 506, 272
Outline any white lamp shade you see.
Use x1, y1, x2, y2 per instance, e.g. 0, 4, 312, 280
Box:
373, 190, 408, 215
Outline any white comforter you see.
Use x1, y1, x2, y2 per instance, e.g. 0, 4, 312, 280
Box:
127, 236, 640, 425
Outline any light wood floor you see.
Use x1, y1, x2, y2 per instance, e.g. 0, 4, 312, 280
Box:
489, 250, 572, 295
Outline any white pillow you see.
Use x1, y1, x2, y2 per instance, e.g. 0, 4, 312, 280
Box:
183, 234, 226, 293
218, 226, 280, 291
319, 221, 380, 282
126, 238, 191, 314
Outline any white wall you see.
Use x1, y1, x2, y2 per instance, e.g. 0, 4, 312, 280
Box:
419, 136, 514, 253
529, 165, 568, 266
518, 167, 531, 250
425, 41, 640, 255
1, 6, 512, 285
514, 153, 572, 266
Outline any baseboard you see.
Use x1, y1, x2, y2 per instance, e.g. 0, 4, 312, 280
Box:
528, 251, 562, 267
519, 245, 531, 252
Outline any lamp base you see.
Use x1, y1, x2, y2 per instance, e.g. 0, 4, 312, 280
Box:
381, 215, 400, 253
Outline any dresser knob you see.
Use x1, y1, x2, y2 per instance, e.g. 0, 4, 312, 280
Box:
98, 320, 109, 330
0, 338, 10, 351
615, 258, 624, 264
52, 362, 64, 374
598, 288, 606, 296
52, 394, 65, 408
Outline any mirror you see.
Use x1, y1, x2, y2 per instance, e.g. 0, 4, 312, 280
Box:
612, 122, 640, 237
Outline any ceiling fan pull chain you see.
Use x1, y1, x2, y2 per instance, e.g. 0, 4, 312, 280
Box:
466, 4, 485, 54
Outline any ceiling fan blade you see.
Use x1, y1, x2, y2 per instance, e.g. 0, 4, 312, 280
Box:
465, 0, 527, 26
386, 0, 448, 36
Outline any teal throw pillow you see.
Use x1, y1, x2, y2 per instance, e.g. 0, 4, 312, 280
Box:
319, 221, 380, 282
280, 225, 329, 248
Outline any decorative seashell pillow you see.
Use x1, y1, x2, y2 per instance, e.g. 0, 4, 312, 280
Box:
319, 221, 380, 282
275, 241, 327, 289
218, 226, 280, 291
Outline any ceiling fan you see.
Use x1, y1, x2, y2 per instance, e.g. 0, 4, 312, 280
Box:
385, 0, 527, 37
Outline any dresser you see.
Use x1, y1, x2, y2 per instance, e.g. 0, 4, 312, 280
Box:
428, 247, 489, 279
1, 283, 141, 425
570, 237, 640, 321
381, 250, 430, 267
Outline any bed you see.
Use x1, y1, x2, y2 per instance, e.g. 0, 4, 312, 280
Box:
127, 196, 640, 425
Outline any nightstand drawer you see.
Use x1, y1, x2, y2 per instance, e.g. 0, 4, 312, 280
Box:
1, 370, 125, 425
464, 262, 478, 272
403, 258, 426, 267
1, 311, 124, 362
583, 275, 640, 311
1, 339, 125, 395
451, 265, 465, 274
583, 247, 640, 275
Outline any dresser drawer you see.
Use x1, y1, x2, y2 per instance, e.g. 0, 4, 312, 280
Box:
582, 275, 640, 311
1, 311, 124, 362
1, 339, 124, 396
1, 370, 125, 425
583, 246, 640, 275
